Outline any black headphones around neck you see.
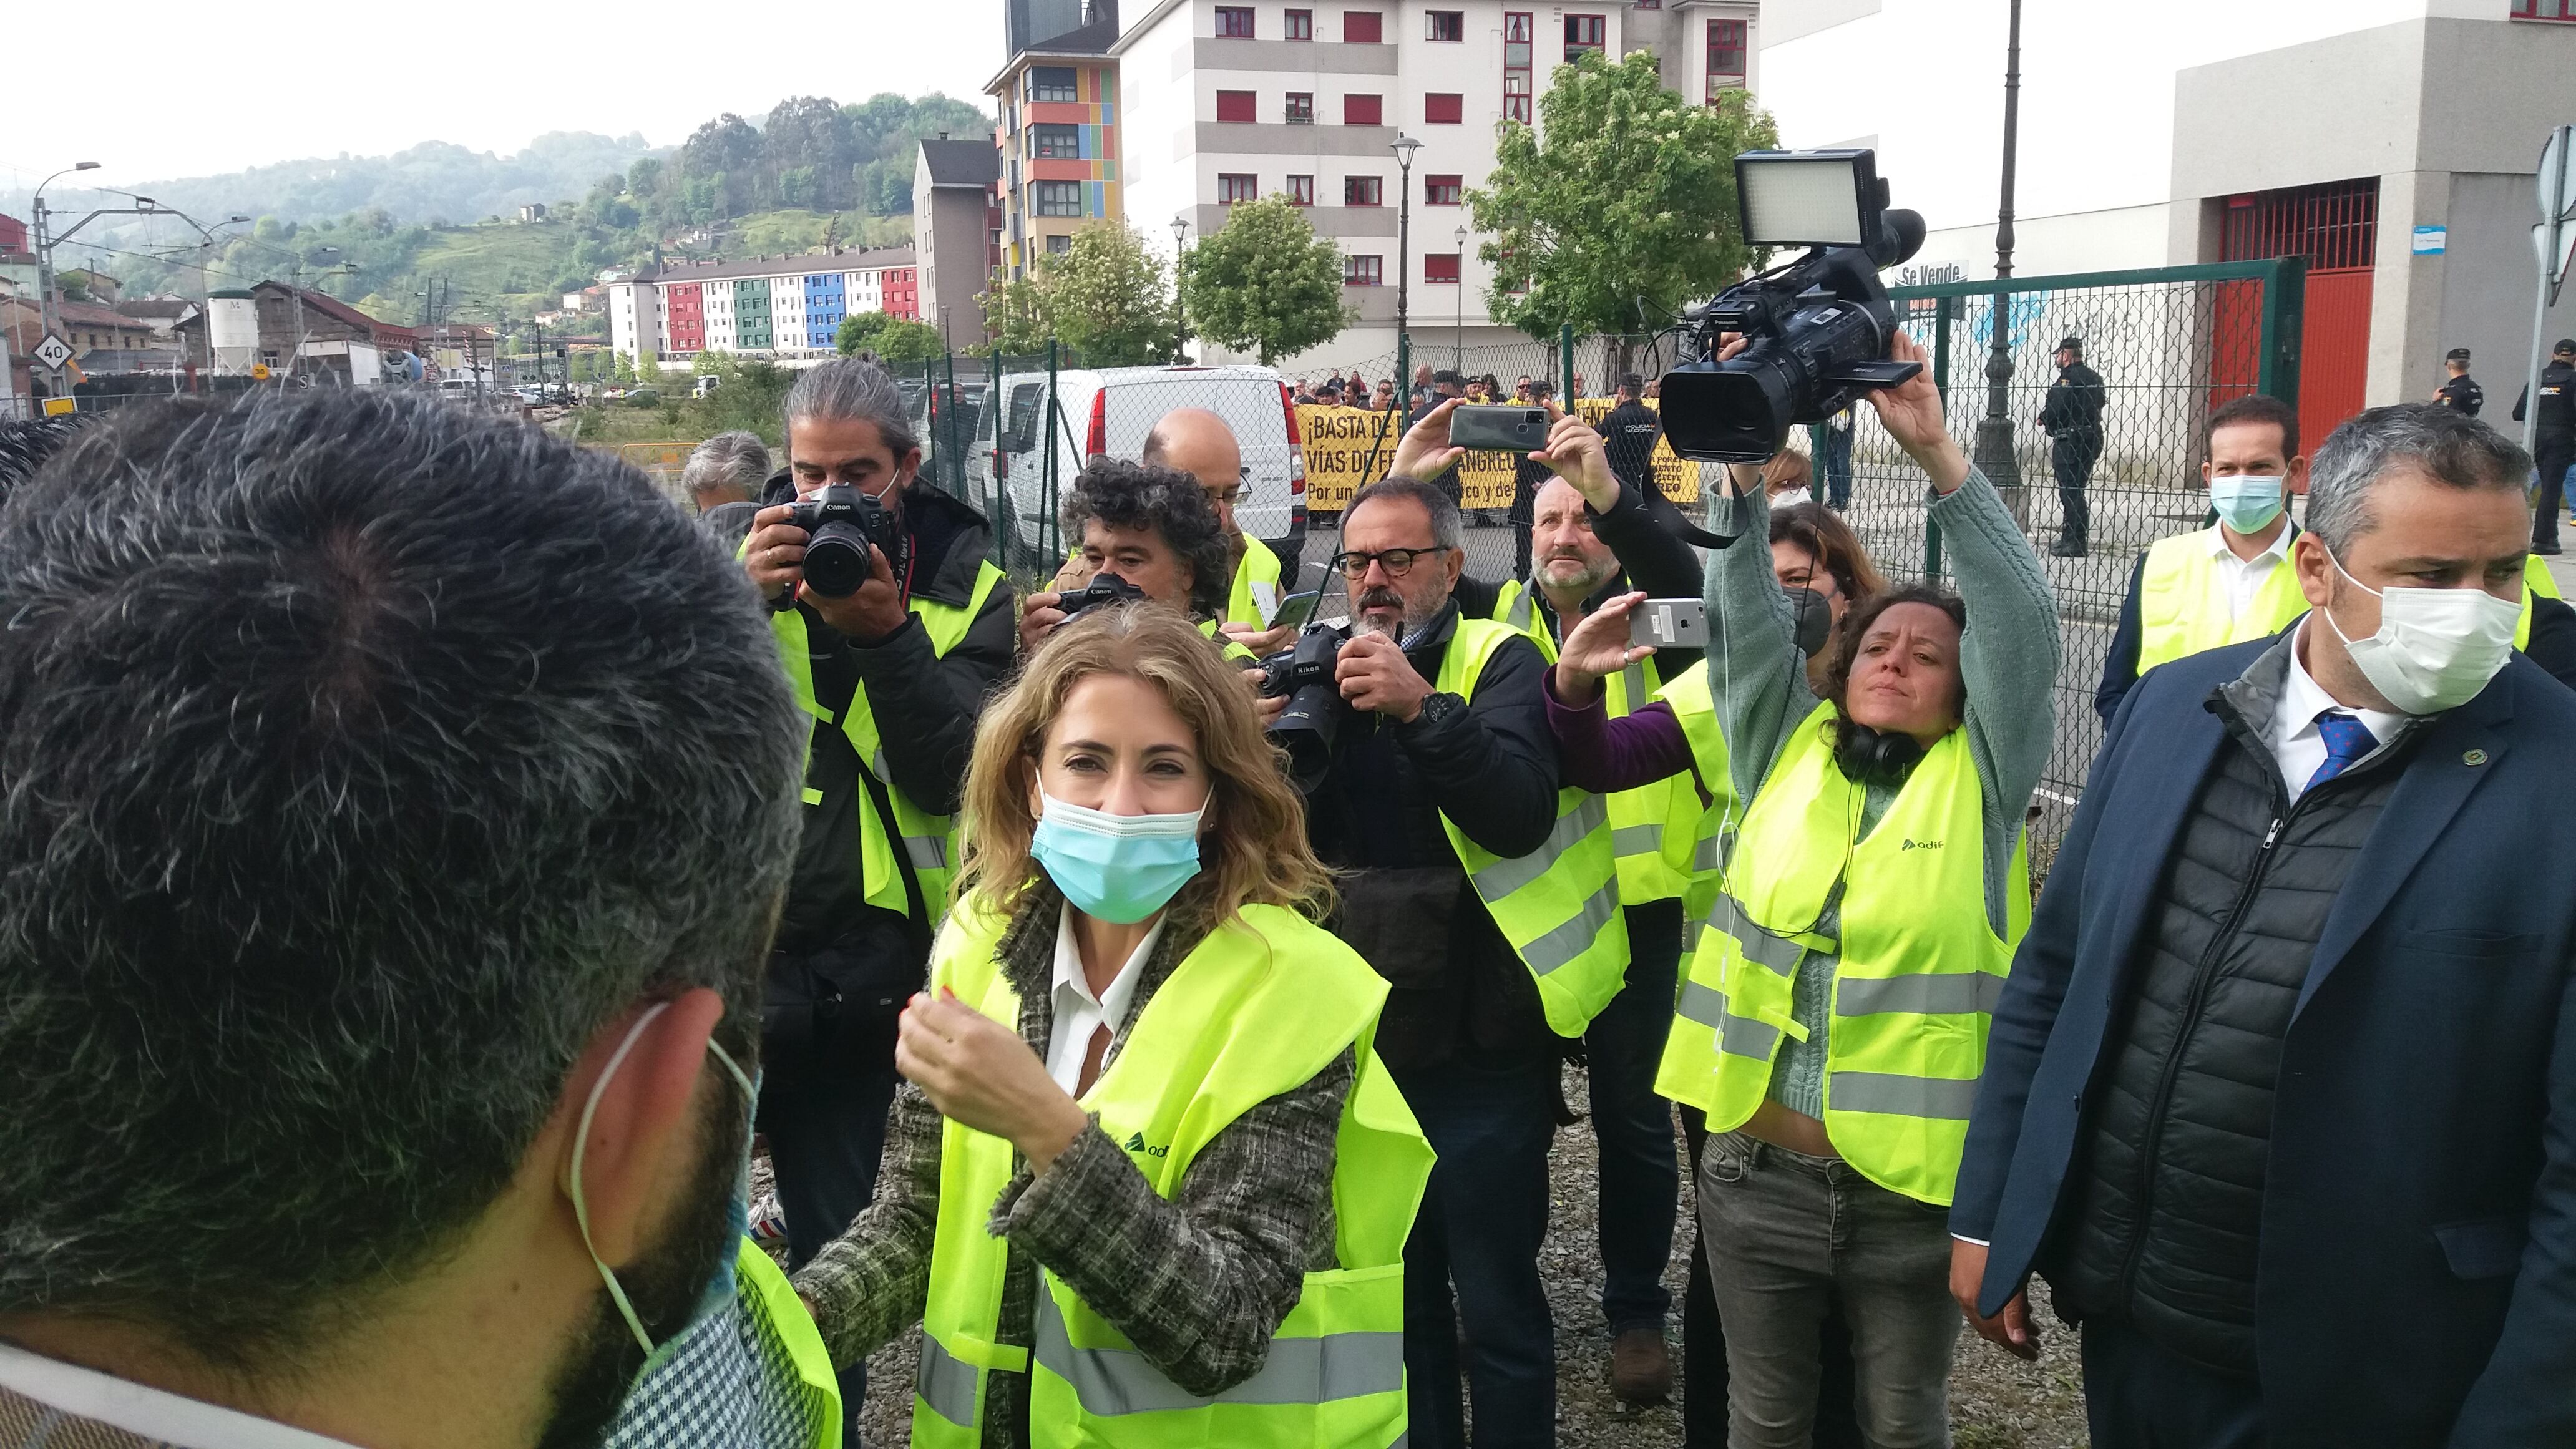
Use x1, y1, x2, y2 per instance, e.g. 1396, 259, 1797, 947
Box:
1835, 723, 1925, 789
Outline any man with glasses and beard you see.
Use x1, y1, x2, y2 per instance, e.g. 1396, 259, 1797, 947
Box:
1284, 474, 1616, 1449
0, 390, 829, 1449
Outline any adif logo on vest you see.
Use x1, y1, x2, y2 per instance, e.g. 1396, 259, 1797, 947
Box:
1900, 839, 1944, 851
1125, 1132, 1170, 1159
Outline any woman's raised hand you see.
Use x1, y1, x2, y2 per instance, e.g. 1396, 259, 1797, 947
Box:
1554, 591, 1658, 704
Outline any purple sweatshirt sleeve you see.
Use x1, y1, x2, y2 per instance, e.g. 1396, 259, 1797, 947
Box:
1543, 676, 1698, 794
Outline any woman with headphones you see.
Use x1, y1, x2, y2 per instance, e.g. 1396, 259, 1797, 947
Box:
791, 604, 1431, 1448
1551, 329, 2061, 1448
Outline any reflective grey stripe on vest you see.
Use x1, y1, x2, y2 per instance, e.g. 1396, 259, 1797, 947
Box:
1834, 972, 2006, 1018
1035, 1290, 1403, 1415
1503, 587, 1536, 633
1694, 828, 1732, 874
1611, 824, 1666, 859
1679, 974, 1782, 1056
869, 749, 952, 873
1829, 1071, 1981, 1121
1676, 979, 1782, 1061
917, 1332, 980, 1427
1471, 793, 1609, 899
1514, 876, 1621, 975
1710, 894, 1828, 977
1617, 660, 1647, 713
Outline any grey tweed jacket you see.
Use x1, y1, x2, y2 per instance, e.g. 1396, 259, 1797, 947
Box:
790, 879, 1355, 1448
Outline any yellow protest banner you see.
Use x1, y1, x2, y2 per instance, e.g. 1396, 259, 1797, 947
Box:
1297, 404, 1541, 513
1571, 396, 1700, 504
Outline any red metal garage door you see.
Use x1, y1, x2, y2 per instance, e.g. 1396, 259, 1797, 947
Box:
2223, 178, 2379, 450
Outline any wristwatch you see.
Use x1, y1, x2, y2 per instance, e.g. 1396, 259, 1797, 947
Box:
1411, 691, 1465, 728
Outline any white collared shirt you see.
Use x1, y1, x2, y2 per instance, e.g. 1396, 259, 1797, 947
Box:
2209, 519, 2296, 627
2273, 618, 2410, 805
0, 1341, 361, 1449
1044, 902, 1165, 1094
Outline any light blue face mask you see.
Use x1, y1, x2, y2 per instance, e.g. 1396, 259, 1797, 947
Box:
1028, 789, 1208, 924
568, 1000, 759, 1363
2209, 474, 2286, 534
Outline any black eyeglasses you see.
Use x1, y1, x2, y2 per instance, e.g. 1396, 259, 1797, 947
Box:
1329, 546, 1452, 580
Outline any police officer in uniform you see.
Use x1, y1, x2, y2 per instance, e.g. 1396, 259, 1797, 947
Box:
2039, 336, 2106, 557
2433, 346, 2484, 416
1599, 374, 1667, 501
2511, 337, 2576, 555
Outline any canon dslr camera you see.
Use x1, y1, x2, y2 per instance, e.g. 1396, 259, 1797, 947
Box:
1258, 623, 1346, 793
1660, 149, 1928, 464
1058, 572, 1148, 622
786, 484, 902, 597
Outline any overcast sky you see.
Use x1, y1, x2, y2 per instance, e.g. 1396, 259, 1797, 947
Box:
0, 2, 1005, 190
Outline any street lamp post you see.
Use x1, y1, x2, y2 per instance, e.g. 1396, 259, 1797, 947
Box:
1453, 225, 1468, 371
31, 160, 103, 399
1391, 134, 1422, 358
1970, 0, 2029, 527
1170, 215, 1190, 363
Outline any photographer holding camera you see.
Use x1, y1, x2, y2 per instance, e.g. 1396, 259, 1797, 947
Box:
1017, 457, 1244, 660
738, 356, 1014, 1420
1282, 472, 1628, 1449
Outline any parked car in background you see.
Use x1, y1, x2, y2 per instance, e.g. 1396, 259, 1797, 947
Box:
693, 375, 721, 399
968, 364, 1307, 575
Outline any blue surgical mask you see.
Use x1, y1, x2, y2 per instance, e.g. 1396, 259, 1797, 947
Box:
2209, 474, 2286, 534
1028, 789, 1207, 924
569, 1001, 759, 1362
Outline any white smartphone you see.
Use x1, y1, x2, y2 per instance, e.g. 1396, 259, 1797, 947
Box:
1629, 597, 1709, 650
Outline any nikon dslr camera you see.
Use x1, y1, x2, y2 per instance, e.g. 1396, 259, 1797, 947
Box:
786, 484, 902, 597
1660, 149, 1927, 464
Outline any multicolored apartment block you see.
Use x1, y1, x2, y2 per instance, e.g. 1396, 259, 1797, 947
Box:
989, 46, 1123, 279
605, 246, 919, 363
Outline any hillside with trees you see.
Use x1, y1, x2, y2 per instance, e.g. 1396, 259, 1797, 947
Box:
33, 92, 989, 329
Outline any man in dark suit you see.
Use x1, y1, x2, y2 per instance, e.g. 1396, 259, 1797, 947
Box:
1952, 403, 2576, 1449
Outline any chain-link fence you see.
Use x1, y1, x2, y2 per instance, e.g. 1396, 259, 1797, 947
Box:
1835, 258, 2306, 854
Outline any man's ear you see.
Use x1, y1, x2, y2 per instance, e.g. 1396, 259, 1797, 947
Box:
2291, 530, 2335, 609
2287, 454, 2312, 497
552, 988, 726, 1269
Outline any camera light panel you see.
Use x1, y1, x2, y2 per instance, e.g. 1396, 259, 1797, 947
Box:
1738, 154, 1869, 248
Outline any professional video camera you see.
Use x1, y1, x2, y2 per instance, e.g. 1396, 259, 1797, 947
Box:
786, 483, 902, 596
1660, 149, 1928, 464
1257, 622, 1346, 792
1058, 572, 1148, 622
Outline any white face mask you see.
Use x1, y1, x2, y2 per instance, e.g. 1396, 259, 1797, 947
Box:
2321, 550, 2520, 715
1773, 487, 1813, 509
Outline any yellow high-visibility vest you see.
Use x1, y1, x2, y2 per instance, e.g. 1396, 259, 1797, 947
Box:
911, 894, 1432, 1448
1488, 582, 1700, 905
766, 561, 1005, 923
2135, 527, 2310, 673
1438, 615, 1631, 1036
1227, 535, 1284, 627
1656, 702, 2029, 1206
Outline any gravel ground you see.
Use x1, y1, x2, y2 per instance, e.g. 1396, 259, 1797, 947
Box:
837, 1064, 2092, 1448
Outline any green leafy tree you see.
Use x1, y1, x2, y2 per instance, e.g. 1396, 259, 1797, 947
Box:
1179, 197, 1349, 365
973, 223, 1173, 365
836, 310, 947, 363
1470, 51, 1778, 341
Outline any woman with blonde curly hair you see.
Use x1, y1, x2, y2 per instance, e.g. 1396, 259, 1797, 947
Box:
794, 603, 1432, 1449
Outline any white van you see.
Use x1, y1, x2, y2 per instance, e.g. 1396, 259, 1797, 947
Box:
968, 364, 1307, 573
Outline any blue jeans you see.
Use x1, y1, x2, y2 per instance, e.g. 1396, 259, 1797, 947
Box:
1392, 1050, 1561, 1449
1821, 425, 1855, 509
1586, 899, 1682, 1334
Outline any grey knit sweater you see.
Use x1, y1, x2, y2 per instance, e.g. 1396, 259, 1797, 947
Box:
1703, 471, 2060, 1118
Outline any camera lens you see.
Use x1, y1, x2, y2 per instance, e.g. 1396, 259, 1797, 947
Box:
801, 524, 873, 597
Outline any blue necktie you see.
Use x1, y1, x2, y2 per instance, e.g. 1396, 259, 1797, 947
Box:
2306, 711, 2378, 792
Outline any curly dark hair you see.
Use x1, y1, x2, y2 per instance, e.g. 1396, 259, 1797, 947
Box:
1059, 456, 1232, 620
1818, 582, 1969, 758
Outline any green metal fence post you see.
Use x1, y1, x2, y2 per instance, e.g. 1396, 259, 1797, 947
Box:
941, 349, 964, 497
1042, 339, 1062, 572
2257, 256, 2306, 409
1926, 296, 1954, 578
1559, 323, 1575, 403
